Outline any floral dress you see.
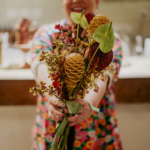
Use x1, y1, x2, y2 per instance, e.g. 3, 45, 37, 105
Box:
31, 19, 123, 150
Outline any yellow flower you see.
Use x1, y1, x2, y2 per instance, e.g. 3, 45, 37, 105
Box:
47, 126, 55, 133
74, 140, 81, 147
86, 140, 94, 149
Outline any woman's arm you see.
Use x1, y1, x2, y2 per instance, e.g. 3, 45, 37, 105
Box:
84, 78, 108, 107
36, 63, 68, 121
67, 78, 108, 127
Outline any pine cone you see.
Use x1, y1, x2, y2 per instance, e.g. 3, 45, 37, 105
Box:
88, 14, 110, 35
64, 53, 85, 97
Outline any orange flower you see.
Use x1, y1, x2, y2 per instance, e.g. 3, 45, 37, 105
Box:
79, 122, 86, 129
87, 117, 93, 124
37, 137, 42, 143
74, 140, 81, 147
93, 111, 97, 116
86, 140, 94, 149
47, 126, 55, 133
43, 113, 48, 119
99, 119, 106, 126
96, 128, 101, 134
106, 145, 113, 150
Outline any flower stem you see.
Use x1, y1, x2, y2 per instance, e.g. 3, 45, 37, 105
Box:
76, 24, 79, 52
74, 45, 99, 94
87, 45, 99, 72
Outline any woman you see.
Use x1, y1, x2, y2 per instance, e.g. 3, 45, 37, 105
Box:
31, 0, 123, 149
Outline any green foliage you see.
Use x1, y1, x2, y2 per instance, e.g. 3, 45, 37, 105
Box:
93, 22, 115, 53
71, 12, 88, 29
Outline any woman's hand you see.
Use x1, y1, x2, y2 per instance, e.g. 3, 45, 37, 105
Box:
48, 96, 68, 122
67, 99, 94, 127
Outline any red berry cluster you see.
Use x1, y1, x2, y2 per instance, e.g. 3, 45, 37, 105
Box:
55, 24, 63, 31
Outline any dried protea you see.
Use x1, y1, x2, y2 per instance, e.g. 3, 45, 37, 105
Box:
64, 53, 85, 99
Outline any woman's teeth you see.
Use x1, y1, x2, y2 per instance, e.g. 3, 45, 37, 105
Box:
72, 8, 84, 11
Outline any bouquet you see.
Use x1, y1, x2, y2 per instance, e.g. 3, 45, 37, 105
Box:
30, 10, 115, 150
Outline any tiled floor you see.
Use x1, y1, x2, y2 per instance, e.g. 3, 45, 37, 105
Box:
0, 104, 150, 150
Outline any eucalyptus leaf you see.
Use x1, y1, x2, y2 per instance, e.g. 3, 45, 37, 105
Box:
93, 23, 115, 53
71, 12, 88, 29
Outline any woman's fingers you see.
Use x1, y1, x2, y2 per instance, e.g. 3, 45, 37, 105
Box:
67, 114, 80, 122
48, 104, 65, 119
48, 112, 63, 122
68, 121, 80, 127
48, 97, 66, 109
68, 114, 84, 127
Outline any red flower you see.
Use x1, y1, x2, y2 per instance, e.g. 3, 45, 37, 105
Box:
54, 24, 63, 31
52, 81, 60, 89
85, 12, 95, 24
88, 43, 113, 72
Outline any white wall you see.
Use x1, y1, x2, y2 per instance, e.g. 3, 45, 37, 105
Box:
0, 0, 150, 38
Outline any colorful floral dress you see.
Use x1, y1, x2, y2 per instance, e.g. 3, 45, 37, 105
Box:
31, 19, 123, 150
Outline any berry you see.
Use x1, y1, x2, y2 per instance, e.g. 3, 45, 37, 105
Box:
54, 24, 63, 31
88, 43, 113, 71
85, 12, 95, 24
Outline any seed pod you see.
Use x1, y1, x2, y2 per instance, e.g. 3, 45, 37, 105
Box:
88, 14, 110, 35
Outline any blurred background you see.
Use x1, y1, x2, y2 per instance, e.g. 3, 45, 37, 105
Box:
0, 0, 150, 150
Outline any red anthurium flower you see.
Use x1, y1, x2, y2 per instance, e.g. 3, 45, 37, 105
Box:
85, 12, 95, 24
88, 43, 113, 72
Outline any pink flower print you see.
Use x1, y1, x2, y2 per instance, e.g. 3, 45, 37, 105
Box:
111, 129, 115, 137
94, 119, 99, 128
101, 131, 106, 137
76, 131, 87, 142
37, 127, 41, 135
106, 124, 113, 130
